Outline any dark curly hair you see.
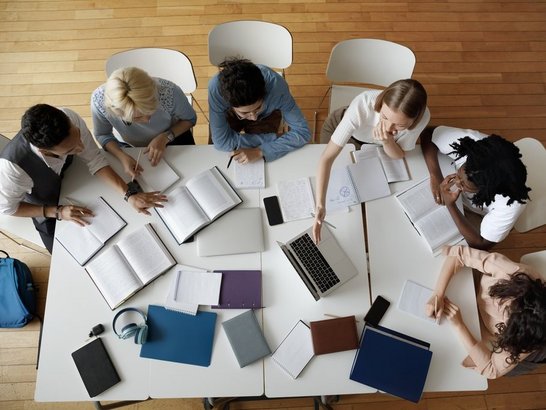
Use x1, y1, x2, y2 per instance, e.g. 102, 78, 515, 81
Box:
489, 272, 546, 365
218, 58, 266, 107
449, 135, 531, 207
21, 104, 71, 149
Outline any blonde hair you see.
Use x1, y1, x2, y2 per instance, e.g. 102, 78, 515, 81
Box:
373, 79, 428, 130
104, 67, 158, 122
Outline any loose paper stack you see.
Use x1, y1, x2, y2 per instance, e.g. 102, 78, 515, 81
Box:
164, 269, 222, 315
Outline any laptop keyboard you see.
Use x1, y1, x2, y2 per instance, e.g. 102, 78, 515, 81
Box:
290, 233, 340, 293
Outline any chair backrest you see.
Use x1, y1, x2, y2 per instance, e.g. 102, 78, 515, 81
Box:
105, 48, 197, 103
208, 21, 292, 70
0, 134, 46, 250
514, 138, 546, 232
325, 39, 416, 113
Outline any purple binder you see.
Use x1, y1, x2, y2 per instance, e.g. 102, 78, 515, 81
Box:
211, 270, 262, 309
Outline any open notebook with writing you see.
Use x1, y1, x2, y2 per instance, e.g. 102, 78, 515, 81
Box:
55, 196, 126, 265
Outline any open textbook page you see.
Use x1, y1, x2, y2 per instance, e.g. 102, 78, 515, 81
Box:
354, 145, 410, 183
156, 166, 242, 244
396, 177, 463, 254
55, 197, 126, 265
86, 224, 175, 309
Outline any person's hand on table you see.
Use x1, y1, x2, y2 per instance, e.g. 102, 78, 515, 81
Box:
144, 134, 170, 166
430, 174, 444, 205
128, 192, 167, 216
231, 147, 263, 164
443, 297, 464, 327
119, 151, 143, 180
425, 292, 445, 322
58, 205, 94, 227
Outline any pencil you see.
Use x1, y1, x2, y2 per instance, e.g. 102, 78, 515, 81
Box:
132, 149, 142, 182
434, 295, 440, 324
227, 154, 234, 169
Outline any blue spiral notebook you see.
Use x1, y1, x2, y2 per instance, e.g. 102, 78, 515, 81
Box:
140, 305, 217, 367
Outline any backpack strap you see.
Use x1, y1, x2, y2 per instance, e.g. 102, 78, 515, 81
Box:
0, 250, 9, 258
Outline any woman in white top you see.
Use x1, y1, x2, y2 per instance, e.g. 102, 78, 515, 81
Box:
313, 79, 430, 243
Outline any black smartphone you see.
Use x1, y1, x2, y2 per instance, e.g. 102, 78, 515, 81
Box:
263, 195, 284, 226
364, 295, 390, 327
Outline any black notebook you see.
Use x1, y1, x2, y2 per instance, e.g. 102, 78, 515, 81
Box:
71, 338, 120, 397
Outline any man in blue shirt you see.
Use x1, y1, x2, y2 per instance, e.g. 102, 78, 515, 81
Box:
208, 58, 310, 163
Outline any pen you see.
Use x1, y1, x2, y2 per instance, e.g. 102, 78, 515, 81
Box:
434, 295, 440, 324
227, 154, 234, 169
132, 148, 142, 182
310, 212, 336, 229
227, 141, 240, 169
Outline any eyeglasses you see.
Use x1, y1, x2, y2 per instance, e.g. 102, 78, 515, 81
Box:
232, 101, 264, 120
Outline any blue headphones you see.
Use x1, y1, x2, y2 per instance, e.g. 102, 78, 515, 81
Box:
112, 307, 148, 345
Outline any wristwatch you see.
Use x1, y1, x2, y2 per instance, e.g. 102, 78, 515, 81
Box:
124, 181, 142, 202
165, 129, 176, 142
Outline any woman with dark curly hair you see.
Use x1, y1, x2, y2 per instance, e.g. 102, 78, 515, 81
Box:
425, 245, 546, 378
421, 126, 531, 250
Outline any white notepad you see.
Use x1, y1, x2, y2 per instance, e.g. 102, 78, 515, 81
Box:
271, 320, 315, 379
233, 158, 265, 189
397, 280, 438, 325
277, 177, 315, 222
164, 270, 222, 315
128, 150, 180, 193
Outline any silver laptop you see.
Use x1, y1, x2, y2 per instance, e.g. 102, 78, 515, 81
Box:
277, 225, 358, 301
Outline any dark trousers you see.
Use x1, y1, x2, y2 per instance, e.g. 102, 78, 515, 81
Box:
167, 129, 195, 146
33, 217, 56, 254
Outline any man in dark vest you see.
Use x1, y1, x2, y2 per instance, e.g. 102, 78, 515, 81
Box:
0, 104, 166, 253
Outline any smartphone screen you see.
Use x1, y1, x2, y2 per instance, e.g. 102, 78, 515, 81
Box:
364, 295, 390, 327
263, 196, 284, 226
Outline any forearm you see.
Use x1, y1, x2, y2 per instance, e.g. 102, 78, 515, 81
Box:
420, 127, 444, 181
170, 119, 194, 137
452, 320, 478, 354
13, 202, 55, 218
95, 166, 127, 196
446, 204, 494, 250
104, 141, 129, 161
382, 138, 405, 159
433, 255, 460, 297
315, 142, 342, 209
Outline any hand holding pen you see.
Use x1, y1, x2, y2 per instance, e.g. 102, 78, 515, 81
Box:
132, 149, 143, 182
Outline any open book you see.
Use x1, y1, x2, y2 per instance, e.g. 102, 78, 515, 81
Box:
55, 197, 126, 265
128, 150, 180, 192
85, 223, 176, 310
396, 177, 464, 255
155, 166, 242, 244
353, 145, 410, 183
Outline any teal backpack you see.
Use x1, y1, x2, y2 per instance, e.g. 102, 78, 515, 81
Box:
0, 250, 36, 328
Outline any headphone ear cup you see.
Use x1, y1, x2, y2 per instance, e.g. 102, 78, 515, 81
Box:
120, 323, 138, 339
135, 324, 148, 345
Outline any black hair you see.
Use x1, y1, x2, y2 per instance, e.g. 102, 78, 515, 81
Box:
489, 272, 546, 365
218, 58, 266, 107
20, 104, 71, 149
449, 135, 531, 207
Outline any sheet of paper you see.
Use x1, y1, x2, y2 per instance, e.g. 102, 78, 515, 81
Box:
325, 166, 359, 211
397, 280, 437, 325
233, 158, 265, 189
165, 270, 222, 315
277, 177, 315, 222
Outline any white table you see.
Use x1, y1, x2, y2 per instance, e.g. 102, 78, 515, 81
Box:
261, 144, 375, 397
35, 146, 264, 402
365, 149, 488, 392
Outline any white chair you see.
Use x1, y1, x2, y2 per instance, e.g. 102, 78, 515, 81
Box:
0, 134, 46, 251
514, 138, 546, 232
208, 20, 292, 76
314, 39, 416, 141
105, 48, 207, 121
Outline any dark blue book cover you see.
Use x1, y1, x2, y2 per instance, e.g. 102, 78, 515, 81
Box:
140, 305, 217, 367
350, 325, 432, 403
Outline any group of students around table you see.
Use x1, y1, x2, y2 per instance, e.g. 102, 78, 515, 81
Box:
0, 58, 544, 380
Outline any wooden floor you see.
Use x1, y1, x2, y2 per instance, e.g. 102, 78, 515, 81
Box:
1, 0, 545, 409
